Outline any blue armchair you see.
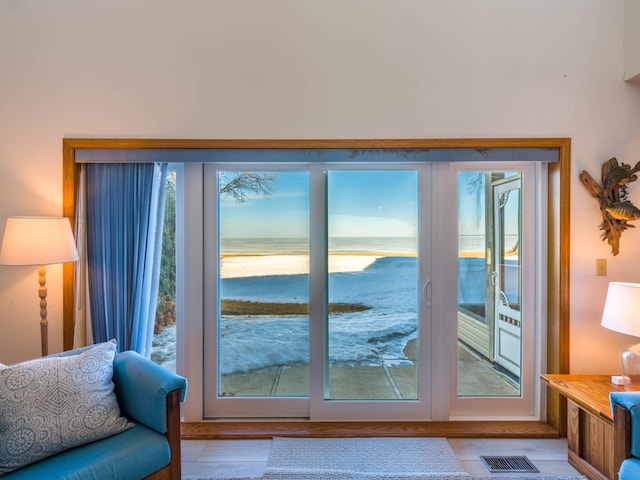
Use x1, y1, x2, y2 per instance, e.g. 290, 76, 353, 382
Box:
611, 392, 640, 480
2, 349, 187, 480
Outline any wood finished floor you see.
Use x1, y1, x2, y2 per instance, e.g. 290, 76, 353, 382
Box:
181, 437, 584, 478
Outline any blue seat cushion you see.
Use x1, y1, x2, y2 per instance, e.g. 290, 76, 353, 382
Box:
620, 457, 640, 480
611, 392, 640, 457
4, 423, 170, 480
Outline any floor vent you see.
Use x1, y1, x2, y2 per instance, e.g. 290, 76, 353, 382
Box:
480, 455, 539, 473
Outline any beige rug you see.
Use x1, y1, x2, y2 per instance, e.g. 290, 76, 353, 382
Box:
262, 437, 470, 479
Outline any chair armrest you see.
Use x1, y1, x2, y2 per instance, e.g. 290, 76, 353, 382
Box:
614, 402, 633, 478
113, 350, 187, 434
611, 392, 640, 412
612, 392, 640, 460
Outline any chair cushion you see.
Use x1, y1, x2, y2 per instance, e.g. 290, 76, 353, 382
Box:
620, 457, 640, 480
3, 423, 170, 480
0, 341, 133, 475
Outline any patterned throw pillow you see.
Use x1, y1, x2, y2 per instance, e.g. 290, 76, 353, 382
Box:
0, 341, 134, 475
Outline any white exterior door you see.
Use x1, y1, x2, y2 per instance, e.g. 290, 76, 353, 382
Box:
492, 175, 522, 378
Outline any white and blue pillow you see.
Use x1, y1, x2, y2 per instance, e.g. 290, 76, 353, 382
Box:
0, 340, 133, 475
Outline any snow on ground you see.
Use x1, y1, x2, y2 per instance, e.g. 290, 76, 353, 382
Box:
152, 256, 489, 374
220, 254, 381, 279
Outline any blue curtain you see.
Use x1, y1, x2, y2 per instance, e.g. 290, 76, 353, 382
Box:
85, 163, 168, 357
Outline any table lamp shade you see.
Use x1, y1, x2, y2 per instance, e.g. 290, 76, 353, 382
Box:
601, 281, 640, 384
0, 217, 79, 266
601, 282, 640, 337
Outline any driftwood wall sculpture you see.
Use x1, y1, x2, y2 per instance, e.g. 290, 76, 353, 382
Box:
580, 157, 640, 255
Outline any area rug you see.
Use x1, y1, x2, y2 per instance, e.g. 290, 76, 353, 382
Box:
472, 477, 586, 480
183, 477, 261, 480
262, 437, 471, 479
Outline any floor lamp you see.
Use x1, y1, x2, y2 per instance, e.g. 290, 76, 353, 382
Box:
601, 281, 640, 384
0, 216, 79, 356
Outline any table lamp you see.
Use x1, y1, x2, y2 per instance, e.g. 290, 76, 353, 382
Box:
601, 281, 640, 384
0, 216, 79, 356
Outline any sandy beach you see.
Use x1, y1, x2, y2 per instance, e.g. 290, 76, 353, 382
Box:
220, 251, 487, 279
220, 254, 383, 279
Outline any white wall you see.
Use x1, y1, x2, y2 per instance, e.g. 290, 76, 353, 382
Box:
625, 0, 640, 80
1, 0, 639, 373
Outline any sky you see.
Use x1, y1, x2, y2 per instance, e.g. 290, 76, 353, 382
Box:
219, 170, 419, 239
457, 171, 486, 236
219, 170, 516, 241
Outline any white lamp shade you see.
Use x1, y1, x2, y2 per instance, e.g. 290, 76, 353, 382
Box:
601, 281, 640, 338
0, 216, 79, 266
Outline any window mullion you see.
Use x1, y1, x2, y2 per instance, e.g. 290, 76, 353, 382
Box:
309, 164, 328, 417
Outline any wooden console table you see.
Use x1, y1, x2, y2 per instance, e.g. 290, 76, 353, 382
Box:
541, 374, 639, 480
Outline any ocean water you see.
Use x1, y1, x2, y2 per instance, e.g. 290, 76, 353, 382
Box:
221, 236, 418, 255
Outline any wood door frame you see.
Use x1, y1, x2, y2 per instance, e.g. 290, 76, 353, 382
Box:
62, 137, 570, 432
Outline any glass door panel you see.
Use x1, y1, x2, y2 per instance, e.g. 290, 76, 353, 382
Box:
457, 171, 520, 398
218, 171, 310, 398
326, 171, 419, 401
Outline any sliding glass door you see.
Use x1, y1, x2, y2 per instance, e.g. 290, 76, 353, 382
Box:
188, 158, 543, 420
205, 165, 429, 420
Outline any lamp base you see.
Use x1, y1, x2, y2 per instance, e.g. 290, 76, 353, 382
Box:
621, 343, 640, 385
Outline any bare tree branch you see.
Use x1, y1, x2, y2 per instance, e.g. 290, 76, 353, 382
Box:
219, 172, 277, 202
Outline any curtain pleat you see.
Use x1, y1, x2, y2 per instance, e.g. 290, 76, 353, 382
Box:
84, 163, 167, 356
73, 164, 90, 348
131, 163, 167, 357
